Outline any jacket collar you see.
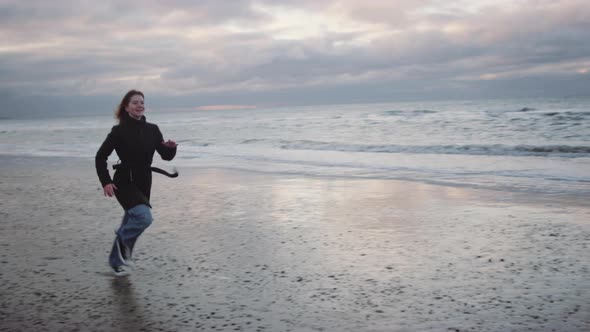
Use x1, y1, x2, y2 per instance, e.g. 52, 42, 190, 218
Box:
120, 112, 146, 125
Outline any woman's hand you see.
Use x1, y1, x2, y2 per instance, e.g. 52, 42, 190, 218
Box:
162, 140, 178, 148
103, 183, 118, 197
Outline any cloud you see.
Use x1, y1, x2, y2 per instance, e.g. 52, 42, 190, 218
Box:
0, 0, 589, 115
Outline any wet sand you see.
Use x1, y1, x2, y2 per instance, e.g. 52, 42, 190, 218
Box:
0, 155, 589, 332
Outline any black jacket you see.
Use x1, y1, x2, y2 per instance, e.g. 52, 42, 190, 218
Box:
95, 114, 176, 210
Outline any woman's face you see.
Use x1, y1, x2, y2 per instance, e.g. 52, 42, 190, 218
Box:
125, 94, 145, 120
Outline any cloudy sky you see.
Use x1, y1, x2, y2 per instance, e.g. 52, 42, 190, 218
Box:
1, 0, 589, 116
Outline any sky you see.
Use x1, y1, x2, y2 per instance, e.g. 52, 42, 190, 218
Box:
1, 0, 589, 117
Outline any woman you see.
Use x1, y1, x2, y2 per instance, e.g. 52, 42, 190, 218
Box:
95, 90, 177, 276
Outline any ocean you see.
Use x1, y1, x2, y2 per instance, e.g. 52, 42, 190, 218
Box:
1, 97, 589, 198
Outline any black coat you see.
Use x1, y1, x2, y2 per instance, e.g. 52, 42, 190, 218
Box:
95, 114, 176, 210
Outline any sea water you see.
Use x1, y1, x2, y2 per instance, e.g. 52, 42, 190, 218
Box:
1, 97, 589, 198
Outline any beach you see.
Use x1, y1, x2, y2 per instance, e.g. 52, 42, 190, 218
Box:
0, 155, 588, 332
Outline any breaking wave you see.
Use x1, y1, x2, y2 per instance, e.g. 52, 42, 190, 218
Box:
277, 141, 590, 158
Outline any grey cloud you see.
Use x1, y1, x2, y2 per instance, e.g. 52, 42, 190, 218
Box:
0, 0, 264, 23
0, 0, 589, 114
158, 27, 480, 84
108, 0, 270, 26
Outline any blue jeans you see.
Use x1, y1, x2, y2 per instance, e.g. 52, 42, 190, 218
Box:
109, 204, 153, 268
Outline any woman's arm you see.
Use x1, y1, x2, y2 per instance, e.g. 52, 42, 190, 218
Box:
95, 127, 117, 187
155, 125, 177, 161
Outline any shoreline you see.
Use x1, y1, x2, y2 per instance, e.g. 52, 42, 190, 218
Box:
1, 153, 588, 209
1, 154, 589, 331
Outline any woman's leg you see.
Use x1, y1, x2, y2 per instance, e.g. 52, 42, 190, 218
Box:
109, 211, 130, 268
118, 204, 153, 258
109, 204, 153, 268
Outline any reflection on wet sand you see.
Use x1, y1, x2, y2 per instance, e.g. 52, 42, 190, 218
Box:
110, 277, 150, 331
1, 157, 588, 332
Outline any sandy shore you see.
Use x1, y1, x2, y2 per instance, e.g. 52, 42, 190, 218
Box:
0, 155, 588, 332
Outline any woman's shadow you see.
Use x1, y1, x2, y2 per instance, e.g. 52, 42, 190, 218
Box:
110, 277, 152, 331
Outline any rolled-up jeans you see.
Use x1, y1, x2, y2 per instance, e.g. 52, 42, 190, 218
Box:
109, 204, 153, 268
